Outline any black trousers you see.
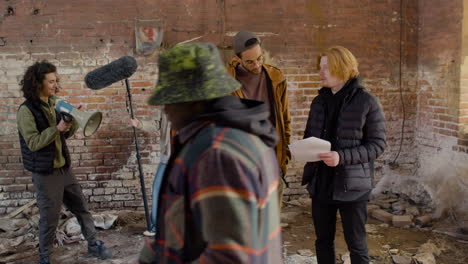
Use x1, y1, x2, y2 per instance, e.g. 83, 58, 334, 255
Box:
32, 167, 96, 258
311, 198, 369, 264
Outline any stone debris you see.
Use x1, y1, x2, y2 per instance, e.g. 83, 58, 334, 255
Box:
341, 253, 351, 264
93, 213, 118, 230
367, 204, 380, 213
365, 224, 379, 234
413, 242, 441, 264
65, 217, 83, 237
392, 215, 413, 228
281, 211, 303, 223
0, 218, 29, 232
297, 197, 312, 208
284, 197, 312, 209
371, 200, 392, 209
391, 201, 409, 214
391, 255, 412, 264
286, 200, 303, 207
0, 206, 118, 263
367, 193, 438, 229
405, 206, 420, 217
284, 254, 318, 264
415, 215, 433, 227
371, 209, 394, 223
0, 236, 25, 254
297, 249, 314, 257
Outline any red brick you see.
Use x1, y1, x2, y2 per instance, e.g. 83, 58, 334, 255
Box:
98, 146, 121, 153
4, 184, 27, 192
96, 166, 117, 173
83, 97, 105, 103
85, 140, 109, 146
88, 173, 112, 180
80, 160, 103, 167
14, 177, 32, 184
0, 178, 15, 185
73, 167, 96, 174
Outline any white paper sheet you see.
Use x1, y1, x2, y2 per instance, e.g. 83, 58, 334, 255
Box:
288, 137, 331, 162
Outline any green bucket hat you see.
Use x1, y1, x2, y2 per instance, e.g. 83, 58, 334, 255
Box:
148, 42, 241, 105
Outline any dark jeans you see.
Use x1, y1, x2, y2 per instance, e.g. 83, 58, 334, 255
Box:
32, 167, 96, 258
311, 198, 369, 264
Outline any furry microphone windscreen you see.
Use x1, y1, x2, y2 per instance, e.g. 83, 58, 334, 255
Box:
85, 56, 138, 89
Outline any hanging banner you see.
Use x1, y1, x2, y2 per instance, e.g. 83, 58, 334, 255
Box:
135, 19, 163, 56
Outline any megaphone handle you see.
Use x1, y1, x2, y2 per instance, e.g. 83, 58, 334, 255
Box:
61, 112, 74, 123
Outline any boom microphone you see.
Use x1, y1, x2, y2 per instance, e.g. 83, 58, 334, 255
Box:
85, 55, 151, 231
85, 56, 138, 89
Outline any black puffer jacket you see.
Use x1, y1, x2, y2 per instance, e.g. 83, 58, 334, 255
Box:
302, 78, 386, 200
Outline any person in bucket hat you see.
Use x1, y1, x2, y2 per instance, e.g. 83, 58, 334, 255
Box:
138, 42, 283, 264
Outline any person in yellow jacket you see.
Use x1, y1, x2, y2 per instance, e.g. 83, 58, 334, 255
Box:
226, 31, 291, 207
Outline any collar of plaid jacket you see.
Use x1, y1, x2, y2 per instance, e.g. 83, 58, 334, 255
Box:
177, 120, 211, 144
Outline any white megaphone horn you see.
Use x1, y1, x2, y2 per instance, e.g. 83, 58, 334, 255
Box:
55, 99, 102, 137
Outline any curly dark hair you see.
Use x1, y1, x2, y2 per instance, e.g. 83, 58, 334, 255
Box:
20, 60, 57, 101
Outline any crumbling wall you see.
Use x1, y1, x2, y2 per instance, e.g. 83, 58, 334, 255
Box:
375, 0, 468, 222
3, 0, 465, 213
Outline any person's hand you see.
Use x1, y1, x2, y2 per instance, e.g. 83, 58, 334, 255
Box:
130, 118, 141, 129
57, 120, 72, 132
318, 151, 340, 167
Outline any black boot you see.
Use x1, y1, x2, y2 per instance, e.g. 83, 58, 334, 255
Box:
39, 255, 50, 264
88, 240, 112, 260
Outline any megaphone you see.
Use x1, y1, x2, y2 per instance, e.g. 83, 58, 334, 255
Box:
55, 99, 102, 137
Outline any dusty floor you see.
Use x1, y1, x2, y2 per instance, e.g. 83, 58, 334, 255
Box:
5, 204, 468, 264
281, 204, 468, 264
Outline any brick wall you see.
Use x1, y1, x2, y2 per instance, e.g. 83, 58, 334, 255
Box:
459, 0, 468, 151
0, 0, 465, 213
416, 0, 465, 152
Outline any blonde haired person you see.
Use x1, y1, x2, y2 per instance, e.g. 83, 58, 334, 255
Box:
302, 46, 386, 264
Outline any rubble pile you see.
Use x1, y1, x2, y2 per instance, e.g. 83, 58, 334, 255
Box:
0, 200, 117, 263
369, 193, 435, 229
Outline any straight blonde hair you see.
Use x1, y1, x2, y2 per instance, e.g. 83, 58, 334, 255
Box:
319, 46, 359, 81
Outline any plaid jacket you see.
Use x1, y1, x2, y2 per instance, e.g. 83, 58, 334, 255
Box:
139, 120, 283, 264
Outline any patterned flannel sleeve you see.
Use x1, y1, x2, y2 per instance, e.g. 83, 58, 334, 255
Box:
190, 147, 280, 264
138, 238, 159, 264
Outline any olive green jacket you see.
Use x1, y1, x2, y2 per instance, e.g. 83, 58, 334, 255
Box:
17, 96, 78, 168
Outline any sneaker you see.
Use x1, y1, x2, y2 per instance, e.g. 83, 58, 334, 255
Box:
88, 240, 112, 260
143, 230, 156, 237
39, 256, 50, 264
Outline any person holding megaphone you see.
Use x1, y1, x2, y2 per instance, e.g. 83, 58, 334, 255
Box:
16, 60, 111, 264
